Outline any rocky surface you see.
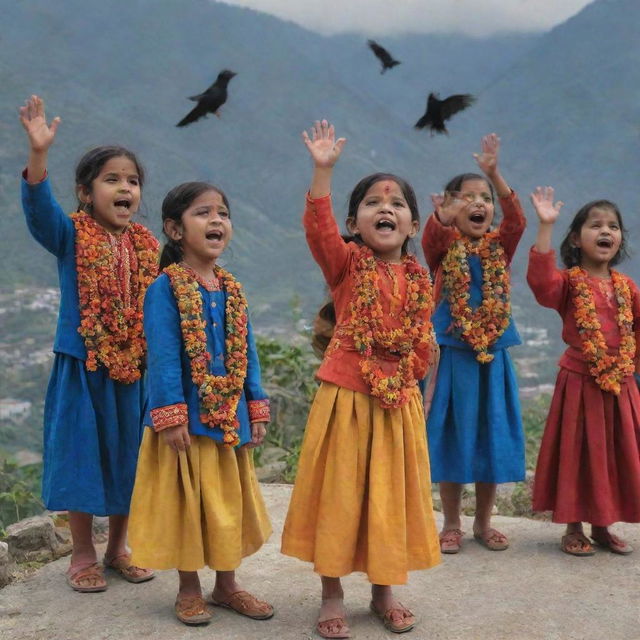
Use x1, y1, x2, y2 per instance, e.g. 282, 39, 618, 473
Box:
0, 484, 639, 640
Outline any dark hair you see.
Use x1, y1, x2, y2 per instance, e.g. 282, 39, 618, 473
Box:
159, 181, 230, 270
443, 172, 495, 202
313, 172, 420, 356
75, 145, 145, 210
345, 172, 420, 255
559, 199, 628, 268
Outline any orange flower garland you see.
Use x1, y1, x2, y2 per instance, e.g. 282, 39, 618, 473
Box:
441, 230, 511, 363
164, 262, 248, 447
72, 212, 159, 382
346, 246, 435, 409
569, 267, 635, 395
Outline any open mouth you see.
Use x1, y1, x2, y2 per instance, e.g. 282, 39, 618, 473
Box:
469, 211, 486, 224
114, 199, 131, 210
206, 229, 223, 241
376, 219, 396, 231
596, 238, 613, 248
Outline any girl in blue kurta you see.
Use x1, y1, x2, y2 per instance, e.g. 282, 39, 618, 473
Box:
19, 95, 157, 591
128, 181, 273, 626
421, 134, 526, 554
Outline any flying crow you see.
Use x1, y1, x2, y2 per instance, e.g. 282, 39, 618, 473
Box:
176, 69, 237, 128
414, 92, 475, 135
367, 40, 400, 73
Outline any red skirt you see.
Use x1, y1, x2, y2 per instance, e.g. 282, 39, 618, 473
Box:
533, 368, 640, 526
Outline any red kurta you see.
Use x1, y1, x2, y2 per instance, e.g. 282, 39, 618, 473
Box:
527, 248, 640, 525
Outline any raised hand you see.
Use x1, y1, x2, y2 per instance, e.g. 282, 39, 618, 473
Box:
302, 120, 346, 169
431, 192, 466, 226
530, 186, 564, 225
19, 95, 61, 153
473, 133, 500, 177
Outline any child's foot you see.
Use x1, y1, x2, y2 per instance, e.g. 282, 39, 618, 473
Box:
560, 531, 595, 556
473, 527, 509, 551
316, 597, 351, 639
175, 592, 212, 625
590, 529, 633, 555
210, 589, 274, 620
66, 562, 107, 593
104, 553, 155, 583
439, 528, 464, 553
370, 599, 415, 634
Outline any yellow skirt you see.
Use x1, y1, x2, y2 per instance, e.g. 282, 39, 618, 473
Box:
129, 429, 271, 572
281, 383, 441, 585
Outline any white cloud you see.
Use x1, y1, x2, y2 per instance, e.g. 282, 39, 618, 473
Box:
216, 0, 593, 37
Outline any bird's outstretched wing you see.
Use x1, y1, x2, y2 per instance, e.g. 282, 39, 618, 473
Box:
440, 94, 475, 120
367, 39, 399, 69
176, 102, 208, 127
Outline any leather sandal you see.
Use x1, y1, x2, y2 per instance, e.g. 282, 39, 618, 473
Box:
439, 528, 464, 554
316, 616, 351, 639
175, 594, 212, 625
591, 531, 633, 555
370, 601, 416, 634
561, 532, 595, 556
104, 553, 155, 583
474, 528, 509, 551
66, 563, 107, 593
210, 590, 274, 620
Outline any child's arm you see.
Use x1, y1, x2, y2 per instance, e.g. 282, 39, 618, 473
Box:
144, 277, 191, 451
19, 95, 61, 184
527, 187, 568, 311
243, 318, 270, 449
474, 133, 525, 261
19, 95, 73, 257
421, 193, 463, 271
302, 120, 352, 288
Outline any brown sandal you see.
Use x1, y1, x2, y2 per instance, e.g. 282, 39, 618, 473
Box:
316, 617, 351, 639
561, 532, 595, 556
439, 528, 464, 554
66, 563, 107, 593
591, 531, 633, 555
210, 590, 274, 620
174, 594, 212, 625
474, 528, 509, 551
104, 553, 155, 583
370, 601, 416, 634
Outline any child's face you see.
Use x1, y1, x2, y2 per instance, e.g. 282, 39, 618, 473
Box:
347, 180, 418, 262
80, 156, 141, 234
169, 190, 232, 266
573, 206, 621, 269
450, 178, 494, 239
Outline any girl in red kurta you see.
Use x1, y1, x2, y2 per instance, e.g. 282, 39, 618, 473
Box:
281, 120, 440, 638
527, 186, 640, 556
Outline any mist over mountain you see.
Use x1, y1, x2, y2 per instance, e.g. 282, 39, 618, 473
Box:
1, 0, 638, 328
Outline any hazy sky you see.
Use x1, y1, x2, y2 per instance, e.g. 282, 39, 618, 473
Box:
217, 0, 593, 37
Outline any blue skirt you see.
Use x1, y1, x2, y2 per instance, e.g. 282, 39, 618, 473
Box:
426, 346, 525, 484
41, 354, 146, 515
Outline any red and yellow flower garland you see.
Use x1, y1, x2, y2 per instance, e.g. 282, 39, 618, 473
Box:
346, 247, 435, 408
441, 230, 511, 363
72, 212, 159, 382
164, 262, 248, 447
569, 267, 635, 395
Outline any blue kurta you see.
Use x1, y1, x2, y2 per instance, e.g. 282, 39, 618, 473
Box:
21, 176, 148, 515
143, 273, 268, 445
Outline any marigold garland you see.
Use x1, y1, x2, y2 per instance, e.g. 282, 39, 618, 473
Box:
344, 246, 435, 409
568, 267, 635, 395
164, 262, 249, 447
72, 212, 159, 382
441, 230, 511, 363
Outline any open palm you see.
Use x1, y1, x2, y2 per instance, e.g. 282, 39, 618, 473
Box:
530, 186, 563, 224
302, 120, 346, 168
19, 95, 60, 153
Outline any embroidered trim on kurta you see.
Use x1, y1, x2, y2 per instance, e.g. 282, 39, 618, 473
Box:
72, 211, 158, 383
151, 403, 189, 431
248, 399, 271, 422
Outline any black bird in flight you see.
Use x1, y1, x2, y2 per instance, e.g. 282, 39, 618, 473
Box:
367, 39, 400, 73
176, 69, 237, 128
414, 92, 476, 135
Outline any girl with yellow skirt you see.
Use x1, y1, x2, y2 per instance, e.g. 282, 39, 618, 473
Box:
128, 182, 273, 626
281, 121, 441, 637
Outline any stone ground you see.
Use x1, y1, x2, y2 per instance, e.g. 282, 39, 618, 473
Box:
1, 484, 639, 640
